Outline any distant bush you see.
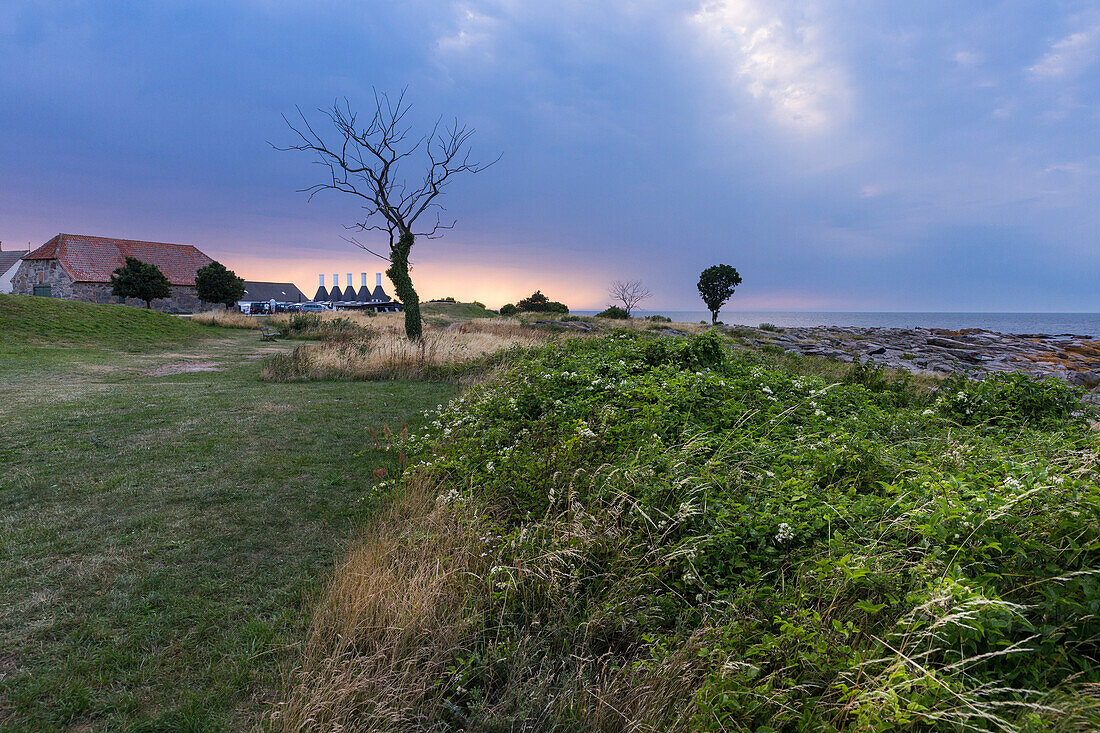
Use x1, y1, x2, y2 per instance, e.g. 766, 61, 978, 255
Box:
499, 303, 518, 316
516, 290, 568, 314
644, 314, 672, 322
759, 322, 783, 332
595, 305, 629, 319
472, 301, 485, 309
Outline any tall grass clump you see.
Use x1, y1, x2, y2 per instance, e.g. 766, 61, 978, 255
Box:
278, 331, 1100, 731
262, 321, 549, 382
190, 308, 262, 329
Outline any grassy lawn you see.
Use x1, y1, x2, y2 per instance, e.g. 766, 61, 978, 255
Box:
0, 321, 456, 730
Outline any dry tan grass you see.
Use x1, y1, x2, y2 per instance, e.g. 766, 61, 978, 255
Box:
271, 475, 706, 732
190, 309, 261, 329
270, 476, 484, 731
262, 320, 549, 381
508, 312, 706, 334
608, 318, 706, 334
267, 309, 383, 331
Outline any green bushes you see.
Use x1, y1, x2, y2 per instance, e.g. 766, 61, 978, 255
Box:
298, 331, 1100, 729
938, 372, 1084, 428
515, 290, 569, 314
595, 305, 630, 319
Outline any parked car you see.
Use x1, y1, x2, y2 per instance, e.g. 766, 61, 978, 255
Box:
239, 301, 266, 315
299, 302, 330, 312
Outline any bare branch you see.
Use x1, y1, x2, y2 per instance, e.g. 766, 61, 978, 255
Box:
608, 279, 652, 315
276, 89, 498, 340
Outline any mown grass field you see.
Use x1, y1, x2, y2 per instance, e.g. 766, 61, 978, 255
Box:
0, 297, 456, 730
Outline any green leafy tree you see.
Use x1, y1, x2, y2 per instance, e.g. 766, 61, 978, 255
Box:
697, 264, 742, 324
596, 305, 630, 319
517, 290, 569, 314
195, 261, 246, 309
111, 257, 171, 309
279, 90, 497, 340
499, 303, 518, 316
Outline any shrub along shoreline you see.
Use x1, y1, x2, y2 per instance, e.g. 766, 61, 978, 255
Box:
276, 331, 1100, 731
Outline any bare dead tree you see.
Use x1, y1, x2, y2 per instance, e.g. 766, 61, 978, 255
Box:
275, 89, 497, 339
608, 279, 651, 316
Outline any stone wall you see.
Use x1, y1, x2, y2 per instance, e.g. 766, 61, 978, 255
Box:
11, 260, 75, 299
11, 260, 203, 313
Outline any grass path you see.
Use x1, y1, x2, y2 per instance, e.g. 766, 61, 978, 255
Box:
0, 330, 456, 731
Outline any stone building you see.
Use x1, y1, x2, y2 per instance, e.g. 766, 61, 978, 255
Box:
12, 233, 215, 312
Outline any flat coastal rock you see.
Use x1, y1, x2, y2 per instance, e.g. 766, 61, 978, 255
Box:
718, 324, 1100, 393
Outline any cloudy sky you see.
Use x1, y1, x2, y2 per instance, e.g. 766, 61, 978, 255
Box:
2, 1, 1098, 310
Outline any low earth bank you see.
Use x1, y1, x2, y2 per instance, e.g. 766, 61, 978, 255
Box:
277, 331, 1100, 731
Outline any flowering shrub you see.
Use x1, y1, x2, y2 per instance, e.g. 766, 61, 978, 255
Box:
290, 331, 1100, 730
938, 372, 1085, 428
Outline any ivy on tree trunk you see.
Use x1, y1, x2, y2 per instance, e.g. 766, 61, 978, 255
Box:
387, 232, 422, 341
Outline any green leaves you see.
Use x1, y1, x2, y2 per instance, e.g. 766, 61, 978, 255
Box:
110, 256, 171, 308
696, 264, 742, 323
194, 261, 245, 309
937, 372, 1087, 429
401, 331, 1100, 729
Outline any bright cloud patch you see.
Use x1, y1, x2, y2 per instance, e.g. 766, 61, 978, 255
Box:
689, 0, 850, 131
1028, 24, 1100, 79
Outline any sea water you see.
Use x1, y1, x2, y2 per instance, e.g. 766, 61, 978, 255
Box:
574, 311, 1100, 337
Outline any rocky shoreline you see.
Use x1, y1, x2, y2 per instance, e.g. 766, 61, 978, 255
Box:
721, 324, 1100, 389
533, 318, 1100, 397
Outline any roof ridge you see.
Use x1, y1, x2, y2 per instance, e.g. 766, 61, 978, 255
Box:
60, 232, 202, 250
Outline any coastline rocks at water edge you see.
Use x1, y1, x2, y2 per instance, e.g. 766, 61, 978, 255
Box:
722, 324, 1100, 393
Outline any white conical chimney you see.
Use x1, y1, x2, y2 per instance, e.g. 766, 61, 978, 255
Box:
333, 273, 339, 288
319, 274, 325, 286
361, 273, 367, 287
346, 273, 352, 290
376, 273, 382, 287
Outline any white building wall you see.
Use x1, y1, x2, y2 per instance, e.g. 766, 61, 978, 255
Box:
0, 261, 20, 293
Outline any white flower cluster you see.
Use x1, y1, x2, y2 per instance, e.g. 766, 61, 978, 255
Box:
775, 522, 794, 543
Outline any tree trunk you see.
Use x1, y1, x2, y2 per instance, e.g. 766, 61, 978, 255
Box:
145, 300, 152, 309
711, 310, 717, 324
386, 231, 422, 341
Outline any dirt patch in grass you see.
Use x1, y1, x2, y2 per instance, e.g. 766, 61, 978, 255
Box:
145, 360, 223, 376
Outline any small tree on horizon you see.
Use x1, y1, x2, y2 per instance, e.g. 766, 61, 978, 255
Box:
608, 279, 650, 316
195, 261, 246, 310
111, 257, 171, 309
697, 264, 742, 325
517, 290, 568, 314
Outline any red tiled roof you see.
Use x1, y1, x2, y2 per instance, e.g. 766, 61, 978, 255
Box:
24, 233, 214, 286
